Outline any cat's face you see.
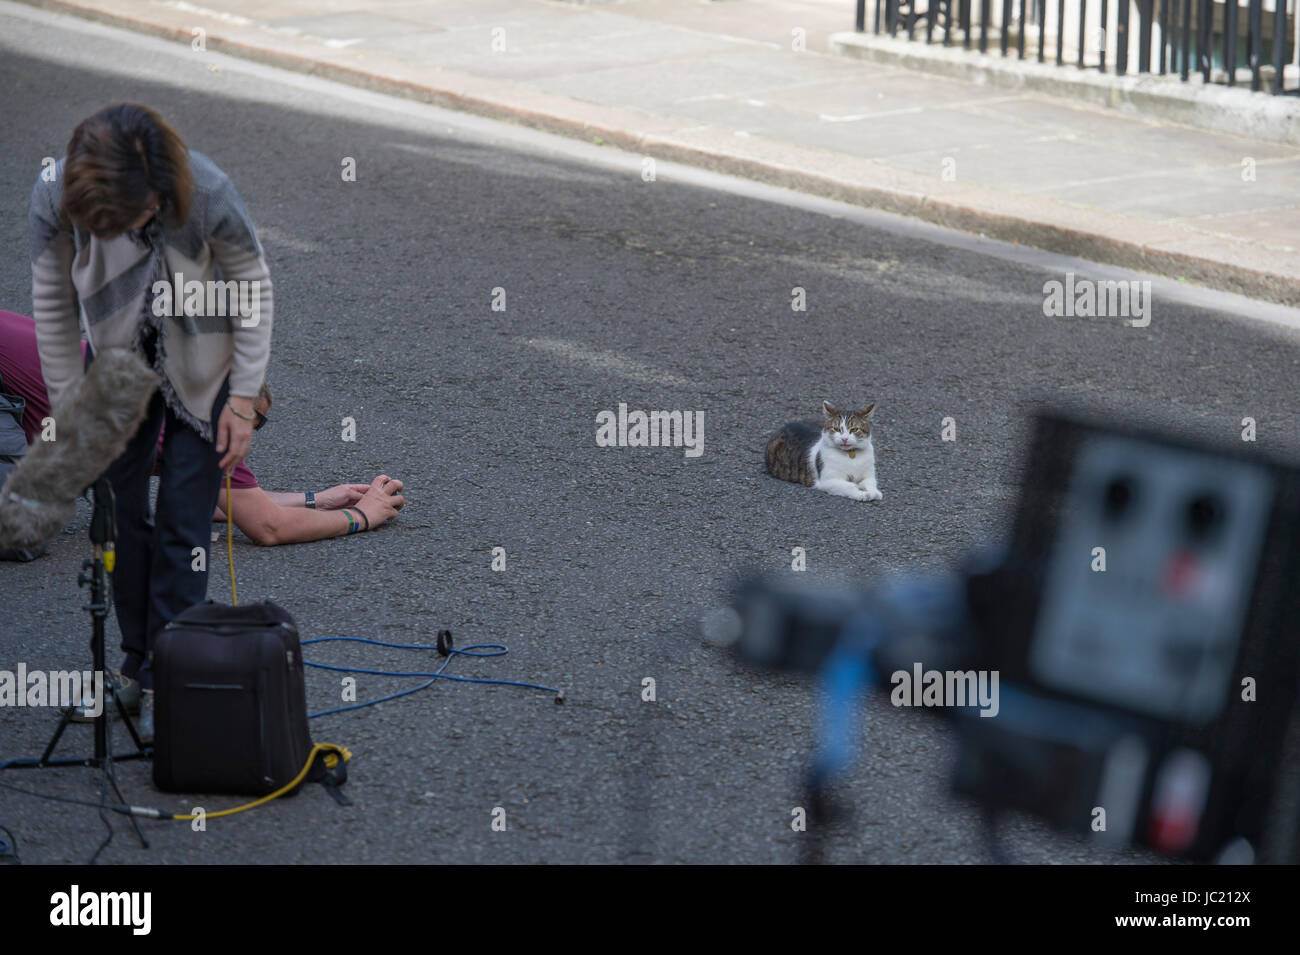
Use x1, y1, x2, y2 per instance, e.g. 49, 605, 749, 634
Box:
821, 401, 875, 452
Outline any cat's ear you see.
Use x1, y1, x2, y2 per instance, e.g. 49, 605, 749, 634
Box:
857, 403, 875, 419
822, 400, 842, 419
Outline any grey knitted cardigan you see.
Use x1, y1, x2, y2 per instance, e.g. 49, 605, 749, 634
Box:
28, 150, 273, 442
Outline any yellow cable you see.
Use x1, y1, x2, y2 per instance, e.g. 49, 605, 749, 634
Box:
226, 470, 236, 606
170, 743, 352, 821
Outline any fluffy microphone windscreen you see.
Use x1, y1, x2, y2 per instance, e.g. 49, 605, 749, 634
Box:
0, 347, 158, 550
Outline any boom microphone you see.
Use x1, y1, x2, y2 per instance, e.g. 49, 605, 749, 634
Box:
0, 347, 157, 550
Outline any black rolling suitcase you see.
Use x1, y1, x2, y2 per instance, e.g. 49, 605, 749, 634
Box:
153, 600, 316, 795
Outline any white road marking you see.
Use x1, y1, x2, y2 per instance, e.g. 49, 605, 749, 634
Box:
256, 225, 320, 253
518, 338, 694, 388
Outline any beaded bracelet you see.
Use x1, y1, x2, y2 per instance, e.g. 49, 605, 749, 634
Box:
226, 400, 256, 421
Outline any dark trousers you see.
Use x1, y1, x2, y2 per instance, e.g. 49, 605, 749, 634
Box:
88, 342, 229, 690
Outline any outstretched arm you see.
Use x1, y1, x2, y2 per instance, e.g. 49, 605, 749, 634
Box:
212, 483, 371, 517
214, 475, 404, 546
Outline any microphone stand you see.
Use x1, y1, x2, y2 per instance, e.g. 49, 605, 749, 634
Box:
1, 478, 149, 849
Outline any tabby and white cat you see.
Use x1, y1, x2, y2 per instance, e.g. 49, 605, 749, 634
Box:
765, 401, 882, 501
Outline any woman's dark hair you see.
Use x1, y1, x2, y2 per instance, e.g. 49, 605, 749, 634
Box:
61, 103, 193, 237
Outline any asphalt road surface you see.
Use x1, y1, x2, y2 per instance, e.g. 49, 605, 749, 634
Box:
1, 7, 1297, 864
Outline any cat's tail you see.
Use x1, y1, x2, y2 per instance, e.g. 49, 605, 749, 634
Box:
765, 421, 819, 487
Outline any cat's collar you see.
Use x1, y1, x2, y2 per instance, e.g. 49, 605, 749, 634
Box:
833, 446, 859, 459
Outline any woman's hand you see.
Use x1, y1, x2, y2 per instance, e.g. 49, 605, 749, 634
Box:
315, 482, 372, 510
352, 474, 405, 530
216, 396, 256, 472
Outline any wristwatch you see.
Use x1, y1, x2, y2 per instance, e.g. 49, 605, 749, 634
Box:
305, 491, 316, 509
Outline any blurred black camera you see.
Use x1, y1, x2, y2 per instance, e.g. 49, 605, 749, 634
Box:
723, 412, 1300, 863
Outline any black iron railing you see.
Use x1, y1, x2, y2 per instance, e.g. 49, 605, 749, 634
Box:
853, 0, 1297, 93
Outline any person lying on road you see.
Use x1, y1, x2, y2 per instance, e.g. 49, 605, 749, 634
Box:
0, 308, 404, 548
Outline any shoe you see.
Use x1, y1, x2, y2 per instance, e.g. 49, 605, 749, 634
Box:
67, 667, 140, 722
137, 689, 154, 746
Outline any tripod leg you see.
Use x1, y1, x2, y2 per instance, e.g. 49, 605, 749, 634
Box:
113, 687, 145, 754
101, 761, 150, 849
800, 784, 834, 865
38, 707, 77, 765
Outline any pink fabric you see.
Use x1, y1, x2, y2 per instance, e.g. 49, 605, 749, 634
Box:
0, 309, 53, 443
0, 309, 258, 489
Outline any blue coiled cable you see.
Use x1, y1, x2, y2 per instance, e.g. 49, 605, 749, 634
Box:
300, 635, 560, 719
